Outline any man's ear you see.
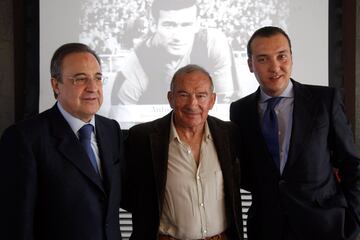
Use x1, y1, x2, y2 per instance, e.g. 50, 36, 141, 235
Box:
247, 58, 254, 73
51, 78, 59, 92
209, 93, 216, 110
167, 91, 174, 109
51, 78, 60, 98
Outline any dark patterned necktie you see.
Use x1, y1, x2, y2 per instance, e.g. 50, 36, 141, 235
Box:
78, 124, 99, 174
262, 97, 282, 170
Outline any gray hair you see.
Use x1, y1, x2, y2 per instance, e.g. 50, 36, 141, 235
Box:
50, 43, 101, 98
50, 42, 101, 82
170, 64, 214, 92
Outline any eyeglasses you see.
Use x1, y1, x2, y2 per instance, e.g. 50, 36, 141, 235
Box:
66, 74, 104, 86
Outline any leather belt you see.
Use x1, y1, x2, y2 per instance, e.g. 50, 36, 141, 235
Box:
158, 231, 227, 240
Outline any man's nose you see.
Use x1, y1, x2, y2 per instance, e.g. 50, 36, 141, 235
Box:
268, 59, 280, 72
85, 77, 100, 91
187, 94, 198, 105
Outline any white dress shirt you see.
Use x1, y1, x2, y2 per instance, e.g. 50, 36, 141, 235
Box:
258, 81, 294, 174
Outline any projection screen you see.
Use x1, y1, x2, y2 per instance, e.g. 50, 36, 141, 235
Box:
40, 0, 328, 128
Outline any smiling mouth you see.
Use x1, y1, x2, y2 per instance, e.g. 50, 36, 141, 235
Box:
183, 110, 201, 116
169, 43, 186, 48
270, 74, 281, 80
83, 97, 97, 101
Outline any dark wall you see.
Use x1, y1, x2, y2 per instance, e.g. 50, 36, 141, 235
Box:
0, 0, 15, 134
13, 0, 39, 121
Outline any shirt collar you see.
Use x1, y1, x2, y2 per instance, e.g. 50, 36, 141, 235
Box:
57, 102, 96, 136
169, 113, 212, 143
260, 80, 294, 103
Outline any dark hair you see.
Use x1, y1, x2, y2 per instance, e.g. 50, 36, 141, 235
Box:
151, 0, 198, 21
50, 42, 101, 82
247, 26, 292, 58
170, 64, 213, 92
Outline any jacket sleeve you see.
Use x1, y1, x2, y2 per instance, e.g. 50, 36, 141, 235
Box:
329, 89, 360, 226
0, 125, 38, 240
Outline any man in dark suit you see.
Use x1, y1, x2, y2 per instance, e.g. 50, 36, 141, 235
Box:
230, 26, 360, 240
0, 43, 124, 240
124, 64, 243, 239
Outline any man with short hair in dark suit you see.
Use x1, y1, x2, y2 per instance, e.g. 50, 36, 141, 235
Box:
230, 26, 360, 240
0, 43, 124, 240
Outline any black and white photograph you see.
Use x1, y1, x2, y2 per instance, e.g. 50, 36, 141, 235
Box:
40, 0, 328, 128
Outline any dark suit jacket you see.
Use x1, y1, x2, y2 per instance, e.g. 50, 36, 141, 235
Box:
123, 112, 243, 239
230, 80, 360, 240
0, 105, 124, 240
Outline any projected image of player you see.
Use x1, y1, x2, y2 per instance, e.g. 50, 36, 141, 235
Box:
110, 0, 240, 105
76, 0, 291, 126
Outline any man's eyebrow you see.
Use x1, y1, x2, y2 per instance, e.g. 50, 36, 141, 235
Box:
254, 49, 290, 57
161, 21, 177, 24
71, 72, 102, 77
254, 54, 267, 58
196, 91, 209, 94
72, 73, 87, 77
176, 90, 188, 93
278, 50, 290, 54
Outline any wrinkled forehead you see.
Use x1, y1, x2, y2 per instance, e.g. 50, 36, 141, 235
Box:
174, 71, 212, 91
61, 52, 101, 75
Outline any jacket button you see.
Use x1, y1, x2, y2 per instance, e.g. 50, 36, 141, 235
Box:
278, 180, 286, 191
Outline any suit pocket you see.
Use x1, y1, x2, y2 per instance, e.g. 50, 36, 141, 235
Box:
312, 117, 328, 130
310, 104, 330, 132
113, 156, 120, 164
316, 194, 348, 209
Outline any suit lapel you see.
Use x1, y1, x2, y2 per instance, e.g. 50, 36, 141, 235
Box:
208, 117, 236, 204
149, 113, 171, 216
283, 81, 319, 175
248, 90, 281, 173
95, 116, 116, 194
50, 106, 105, 193
208, 117, 233, 178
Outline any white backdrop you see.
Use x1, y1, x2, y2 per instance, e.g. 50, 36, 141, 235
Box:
40, 0, 328, 128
